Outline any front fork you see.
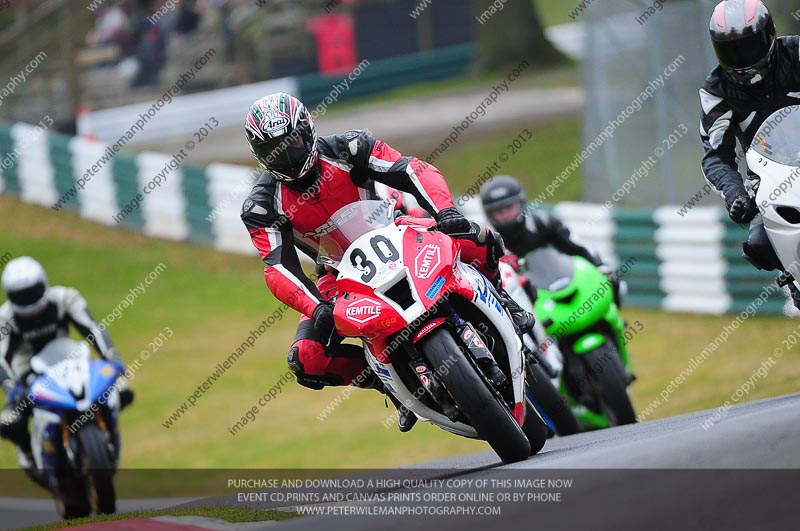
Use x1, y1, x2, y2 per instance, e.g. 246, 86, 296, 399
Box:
403, 341, 459, 421
407, 309, 510, 420
450, 312, 509, 388
60, 410, 120, 470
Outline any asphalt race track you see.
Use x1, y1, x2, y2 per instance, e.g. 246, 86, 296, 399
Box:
3, 393, 800, 530
0, 497, 202, 530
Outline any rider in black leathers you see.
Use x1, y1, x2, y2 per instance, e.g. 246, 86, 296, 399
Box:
480, 176, 621, 306
700, 0, 800, 303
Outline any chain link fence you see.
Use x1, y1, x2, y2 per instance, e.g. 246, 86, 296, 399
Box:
582, 0, 800, 207
583, 0, 718, 206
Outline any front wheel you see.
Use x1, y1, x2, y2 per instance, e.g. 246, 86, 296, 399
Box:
582, 344, 636, 426
76, 423, 116, 514
54, 472, 91, 520
421, 329, 531, 464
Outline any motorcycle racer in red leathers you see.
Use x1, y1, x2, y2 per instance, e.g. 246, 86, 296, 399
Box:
240, 93, 533, 431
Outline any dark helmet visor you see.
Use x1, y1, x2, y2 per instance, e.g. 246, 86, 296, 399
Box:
713, 30, 774, 70
487, 202, 523, 226
252, 119, 314, 173
7, 282, 46, 306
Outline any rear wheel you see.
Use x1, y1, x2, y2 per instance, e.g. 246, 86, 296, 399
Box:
421, 329, 531, 464
522, 396, 549, 455
582, 345, 636, 426
527, 363, 580, 436
76, 423, 116, 514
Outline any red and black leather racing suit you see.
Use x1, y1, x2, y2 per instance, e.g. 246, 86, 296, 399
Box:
241, 130, 503, 390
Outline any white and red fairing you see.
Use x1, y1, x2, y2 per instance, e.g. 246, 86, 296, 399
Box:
324, 205, 526, 438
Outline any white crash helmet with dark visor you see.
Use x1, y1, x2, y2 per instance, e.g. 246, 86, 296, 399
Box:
1, 256, 49, 317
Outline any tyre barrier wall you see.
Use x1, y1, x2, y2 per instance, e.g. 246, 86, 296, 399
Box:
460, 200, 790, 315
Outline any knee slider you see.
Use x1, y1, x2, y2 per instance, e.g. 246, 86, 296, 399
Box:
0, 421, 11, 440
287, 346, 343, 390
0, 413, 27, 444
743, 241, 780, 271
287, 346, 321, 389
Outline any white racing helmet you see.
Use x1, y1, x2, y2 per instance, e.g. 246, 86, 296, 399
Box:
1, 256, 50, 317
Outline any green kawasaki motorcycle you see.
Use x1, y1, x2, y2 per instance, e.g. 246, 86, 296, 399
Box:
523, 247, 637, 429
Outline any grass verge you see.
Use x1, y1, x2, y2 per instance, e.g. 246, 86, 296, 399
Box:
433, 118, 582, 203
0, 196, 488, 474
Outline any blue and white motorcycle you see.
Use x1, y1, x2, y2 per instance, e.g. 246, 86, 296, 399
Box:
28, 338, 124, 518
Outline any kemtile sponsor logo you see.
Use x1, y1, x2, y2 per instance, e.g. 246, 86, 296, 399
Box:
415, 245, 441, 280
345, 297, 382, 323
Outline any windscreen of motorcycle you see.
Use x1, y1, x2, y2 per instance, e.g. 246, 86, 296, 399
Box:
30, 338, 91, 407
317, 200, 396, 268
524, 247, 575, 292
30, 337, 90, 375
751, 105, 800, 167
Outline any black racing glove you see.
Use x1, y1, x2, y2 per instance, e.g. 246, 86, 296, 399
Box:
120, 388, 135, 409
726, 192, 757, 224
435, 207, 472, 235
312, 302, 340, 349
597, 264, 617, 283
598, 264, 622, 306
111, 370, 135, 410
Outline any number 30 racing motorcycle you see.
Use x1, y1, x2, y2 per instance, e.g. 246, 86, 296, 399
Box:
318, 201, 549, 463
747, 104, 800, 304
28, 338, 125, 518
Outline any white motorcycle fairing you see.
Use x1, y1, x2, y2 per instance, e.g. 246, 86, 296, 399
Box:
746, 150, 800, 289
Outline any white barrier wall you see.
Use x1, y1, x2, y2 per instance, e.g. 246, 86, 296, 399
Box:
83, 77, 298, 145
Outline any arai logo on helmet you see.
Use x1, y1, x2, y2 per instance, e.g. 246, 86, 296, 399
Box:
414, 245, 441, 280
264, 115, 290, 133
345, 297, 382, 324
251, 103, 291, 135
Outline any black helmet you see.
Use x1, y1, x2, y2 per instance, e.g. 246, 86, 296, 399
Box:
480, 175, 527, 235
709, 0, 776, 86
245, 93, 318, 182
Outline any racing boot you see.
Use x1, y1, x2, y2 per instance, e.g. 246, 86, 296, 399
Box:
493, 278, 535, 335
359, 370, 417, 432
386, 393, 418, 433
476, 357, 509, 388
6, 417, 50, 492
776, 271, 800, 309
17, 444, 49, 492
483, 229, 535, 335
